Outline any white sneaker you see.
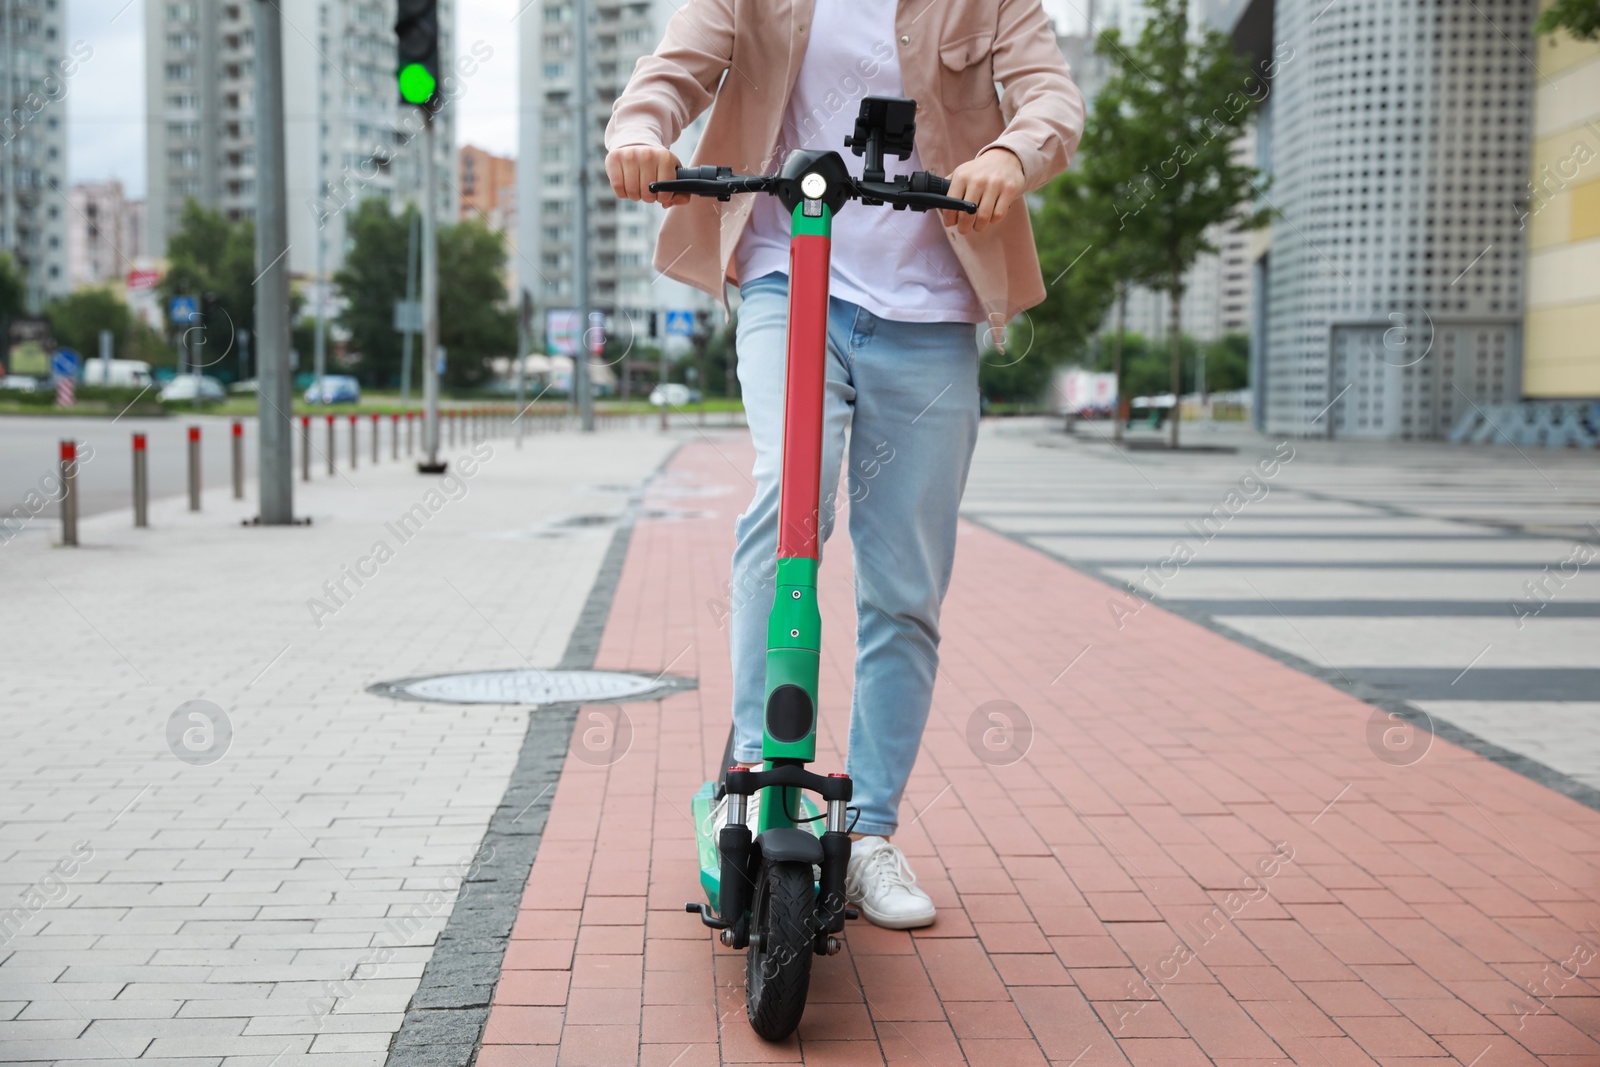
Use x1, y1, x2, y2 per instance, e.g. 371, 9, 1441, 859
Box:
705, 785, 761, 836
845, 836, 936, 929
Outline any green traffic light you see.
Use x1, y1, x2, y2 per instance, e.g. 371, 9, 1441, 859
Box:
398, 62, 436, 105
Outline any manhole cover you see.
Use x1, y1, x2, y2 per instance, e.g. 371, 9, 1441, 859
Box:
368, 668, 694, 705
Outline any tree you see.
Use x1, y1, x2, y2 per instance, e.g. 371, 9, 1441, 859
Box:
1023, 169, 1125, 406
44, 288, 133, 357
158, 199, 301, 377
438, 218, 516, 389
334, 201, 515, 391
1093, 0, 1268, 447
42, 287, 171, 371
0, 253, 26, 321
1536, 0, 1600, 39
333, 199, 411, 387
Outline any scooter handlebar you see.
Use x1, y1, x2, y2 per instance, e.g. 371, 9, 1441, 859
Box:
649, 166, 775, 200
647, 165, 976, 214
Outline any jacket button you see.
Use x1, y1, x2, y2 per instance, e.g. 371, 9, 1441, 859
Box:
900, 34, 909, 44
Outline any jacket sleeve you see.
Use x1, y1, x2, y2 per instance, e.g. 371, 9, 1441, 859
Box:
604, 0, 737, 151
980, 0, 1086, 192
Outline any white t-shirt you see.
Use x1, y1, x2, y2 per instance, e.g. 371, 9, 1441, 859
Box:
733, 0, 983, 324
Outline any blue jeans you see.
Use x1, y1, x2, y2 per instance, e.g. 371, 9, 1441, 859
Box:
728, 271, 980, 836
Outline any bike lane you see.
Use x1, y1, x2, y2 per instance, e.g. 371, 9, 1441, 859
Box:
471, 434, 1600, 1067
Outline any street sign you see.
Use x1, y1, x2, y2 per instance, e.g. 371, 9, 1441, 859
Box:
393, 299, 422, 333
52, 350, 79, 408
547, 309, 580, 356
169, 295, 199, 325
665, 309, 694, 337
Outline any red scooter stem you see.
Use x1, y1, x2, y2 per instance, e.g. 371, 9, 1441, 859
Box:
777, 225, 831, 560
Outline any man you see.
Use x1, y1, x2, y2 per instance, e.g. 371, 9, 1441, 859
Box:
606, 0, 1083, 928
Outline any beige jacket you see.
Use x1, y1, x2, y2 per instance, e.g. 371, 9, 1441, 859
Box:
604, 0, 1086, 327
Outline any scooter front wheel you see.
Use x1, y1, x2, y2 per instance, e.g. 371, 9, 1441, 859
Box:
745, 858, 814, 1040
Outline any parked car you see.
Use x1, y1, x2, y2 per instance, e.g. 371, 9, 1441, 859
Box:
649, 383, 702, 406
82, 359, 155, 389
160, 374, 227, 403
304, 375, 361, 404
0, 374, 41, 392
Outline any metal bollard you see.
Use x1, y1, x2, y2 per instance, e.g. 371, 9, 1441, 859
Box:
301, 416, 311, 481
132, 433, 149, 527
449, 409, 456, 447
187, 426, 201, 511
231, 420, 244, 500
326, 414, 336, 475
371, 413, 380, 464
391, 413, 399, 460
349, 414, 359, 470
406, 411, 414, 455
59, 440, 78, 546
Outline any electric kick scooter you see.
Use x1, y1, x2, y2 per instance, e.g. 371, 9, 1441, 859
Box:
653, 96, 977, 1042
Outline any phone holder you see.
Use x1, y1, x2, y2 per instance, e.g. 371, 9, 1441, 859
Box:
844, 96, 917, 183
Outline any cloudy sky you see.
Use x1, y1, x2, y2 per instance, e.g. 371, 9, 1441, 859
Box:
70, 0, 1085, 199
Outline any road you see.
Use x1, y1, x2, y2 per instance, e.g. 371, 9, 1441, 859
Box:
0, 412, 411, 538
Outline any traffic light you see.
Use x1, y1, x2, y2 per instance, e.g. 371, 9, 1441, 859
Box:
395, 0, 440, 107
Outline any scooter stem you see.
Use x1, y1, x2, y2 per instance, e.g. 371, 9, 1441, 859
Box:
759, 201, 832, 786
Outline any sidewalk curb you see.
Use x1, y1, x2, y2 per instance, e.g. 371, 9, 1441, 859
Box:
384, 444, 684, 1067
961, 512, 1600, 816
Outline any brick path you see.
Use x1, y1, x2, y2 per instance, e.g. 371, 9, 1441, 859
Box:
482, 435, 1600, 1066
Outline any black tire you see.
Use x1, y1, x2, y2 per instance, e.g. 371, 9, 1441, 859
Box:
745, 858, 815, 1041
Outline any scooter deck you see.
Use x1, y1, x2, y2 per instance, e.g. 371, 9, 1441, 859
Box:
692, 780, 823, 913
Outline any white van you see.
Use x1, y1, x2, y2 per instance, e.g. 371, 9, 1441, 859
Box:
81, 359, 155, 388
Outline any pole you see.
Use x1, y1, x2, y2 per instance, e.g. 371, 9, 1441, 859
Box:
311, 26, 327, 405
516, 290, 530, 448
401, 208, 419, 405
300, 416, 310, 481
59, 440, 78, 546
391, 413, 399, 460
254, 0, 294, 523
132, 434, 148, 527
187, 426, 201, 511
99, 329, 113, 380
326, 414, 335, 475
372, 413, 380, 464
573, 0, 594, 432
419, 106, 444, 471
350, 414, 359, 470
232, 420, 244, 499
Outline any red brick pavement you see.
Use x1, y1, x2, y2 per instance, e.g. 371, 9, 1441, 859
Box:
478, 436, 1600, 1066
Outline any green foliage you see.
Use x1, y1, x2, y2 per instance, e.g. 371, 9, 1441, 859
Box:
1094, 0, 1269, 288
0, 253, 27, 319
43, 287, 171, 371
1024, 170, 1128, 371
1079, 330, 1250, 398
333, 200, 412, 386
977, 348, 1054, 406
439, 218, 517, 388
158, 200, 258, 361
1535, 0, 1600, 40
1204, 333, 1250, 393
1087, 0, 1268, 441
44, 288, 130, 357
334, 199, 515, 390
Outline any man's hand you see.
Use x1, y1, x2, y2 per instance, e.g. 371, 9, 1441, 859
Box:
605, 144, 689, 206
943, 148, 1025, 234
